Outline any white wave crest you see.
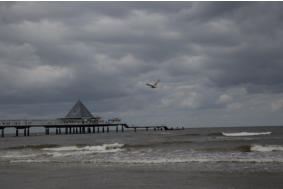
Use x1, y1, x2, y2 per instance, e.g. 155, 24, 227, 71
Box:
0, 152, 38, 159
45, 151, 95, 157
42, 143, 124, 155
222, 132, 271, 137
251, 144, 283, 152
10, 159, 51, 163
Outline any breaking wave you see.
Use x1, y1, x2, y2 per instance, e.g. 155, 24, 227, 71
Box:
233, 144, 283, 152
250, 144, 283, 152
0, 153, 38, 159
222, 132, 271, 137
42, 143, 124, 154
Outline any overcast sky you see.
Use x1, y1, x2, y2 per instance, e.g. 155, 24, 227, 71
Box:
0, 2, 283, 127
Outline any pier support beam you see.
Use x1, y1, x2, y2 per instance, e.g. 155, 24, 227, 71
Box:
59, 128, 61, 134
146, 127, 148, 131
45, 127, 49, 135
88, 127, 91, 133
65, 127, 68, 134
1, 128, 4, 137
80, 127, 82, 134
76, 127, 78, 134
134, 127, 137, 132
16, 128, 19, 136
82, 127, 85, 134
24, 128, 27, 136
56, 128, 58, 135
116, 126, 118, 132
102, 126, 105, 133
97, 127, 100, 133
121, 125, 124, 132
27, 127, 30, 136
93, 126, 95, 133
107, 126, 109, 133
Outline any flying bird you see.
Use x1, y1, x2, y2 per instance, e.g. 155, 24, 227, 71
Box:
146, 80, 160, 88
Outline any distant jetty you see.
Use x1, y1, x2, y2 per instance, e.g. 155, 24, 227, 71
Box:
0, 100, 183, 137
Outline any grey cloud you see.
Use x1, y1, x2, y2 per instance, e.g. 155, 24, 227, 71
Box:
0, 2, 283, 126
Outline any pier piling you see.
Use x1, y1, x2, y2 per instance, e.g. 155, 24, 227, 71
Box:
1, 128, 4, 137
82, 127, 85, 134
16, 128, 19, 136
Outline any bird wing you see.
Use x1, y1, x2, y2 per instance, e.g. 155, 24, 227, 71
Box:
146, 83, 154, 87
153, 80, 160, 86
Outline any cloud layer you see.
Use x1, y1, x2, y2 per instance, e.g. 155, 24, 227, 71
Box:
1, 2, 283, 127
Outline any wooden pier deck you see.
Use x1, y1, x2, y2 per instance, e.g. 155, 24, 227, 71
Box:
0, 119, 178, 137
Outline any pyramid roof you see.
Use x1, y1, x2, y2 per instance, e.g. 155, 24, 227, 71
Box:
65, 100, 94, 119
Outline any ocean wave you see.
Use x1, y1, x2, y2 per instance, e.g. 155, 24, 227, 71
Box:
9, 157, 283, 164
250, 144, 283, 152
222, 132, 271, 137
10, 159, 51, 163
45, 151, 95, 157
207, 132, 223, 136
124, 141, 193, 149
0, 153, 38, 159
42, 143, 124, 153
182, 133, 202, 137
7, 144, 59, 150
102, 158, 283, 164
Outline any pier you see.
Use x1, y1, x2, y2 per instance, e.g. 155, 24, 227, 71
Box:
0, 120, 170, 137
0, 100, 181, 137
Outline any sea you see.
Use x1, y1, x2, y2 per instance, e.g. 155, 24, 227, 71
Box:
1, 126, 283, 189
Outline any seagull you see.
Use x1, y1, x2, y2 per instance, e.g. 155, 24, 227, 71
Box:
146, 80, 160, 88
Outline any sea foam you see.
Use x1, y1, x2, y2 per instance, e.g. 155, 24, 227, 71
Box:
250, 144, 283, 152
222, 131, 271, 137
42, 143, 124, 154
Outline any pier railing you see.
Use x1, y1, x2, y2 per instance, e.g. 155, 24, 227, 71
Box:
0, 119, 122, 127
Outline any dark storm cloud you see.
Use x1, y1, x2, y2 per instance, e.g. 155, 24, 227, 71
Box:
0, 2, 283, 126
